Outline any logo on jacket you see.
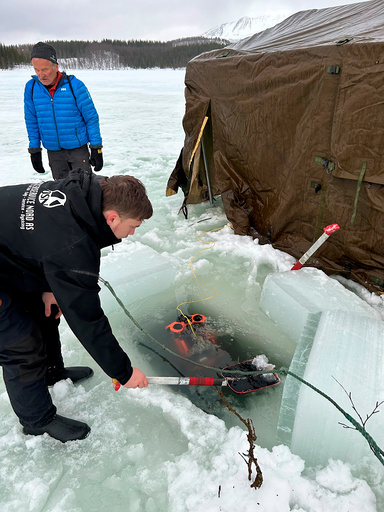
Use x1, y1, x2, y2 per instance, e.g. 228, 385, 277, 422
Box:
38, 190, 67, 208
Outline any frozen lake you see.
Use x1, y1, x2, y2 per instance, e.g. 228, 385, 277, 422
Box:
0, 67, 383, 511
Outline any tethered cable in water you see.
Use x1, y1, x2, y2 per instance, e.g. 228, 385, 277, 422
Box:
101, 275, 384, 466
176, 225, 229, 338
70, 269, 384, 466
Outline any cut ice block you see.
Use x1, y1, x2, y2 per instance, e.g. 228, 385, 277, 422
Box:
276, 312, 322, 447
99, 242, 176, 313
277, 309, 384, 468
260, 268, 379, 343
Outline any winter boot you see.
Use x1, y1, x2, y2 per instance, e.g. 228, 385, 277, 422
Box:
23, 414, 91, 442
46, 366, 94, 386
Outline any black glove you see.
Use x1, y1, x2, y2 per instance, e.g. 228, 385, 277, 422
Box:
90, 147, 103, 172
29, 148, 45, 173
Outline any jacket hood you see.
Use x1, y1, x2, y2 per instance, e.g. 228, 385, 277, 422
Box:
61, 170, 120, 249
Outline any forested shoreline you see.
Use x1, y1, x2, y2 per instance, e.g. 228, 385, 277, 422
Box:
0, 37, 228, 70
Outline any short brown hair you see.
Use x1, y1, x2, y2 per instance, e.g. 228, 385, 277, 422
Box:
99, 175, 153, 220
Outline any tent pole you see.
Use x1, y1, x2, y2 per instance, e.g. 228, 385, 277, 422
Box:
201, 136, 213, 205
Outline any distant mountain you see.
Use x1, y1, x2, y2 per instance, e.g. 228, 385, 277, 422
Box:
202, 14, 292, 42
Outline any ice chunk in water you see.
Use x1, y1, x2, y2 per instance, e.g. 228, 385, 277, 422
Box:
277, 309, 384, 467
251, 354, 272, 370
276, 312, 322, 447
251, 354, 276, 382
260, 268, 379, 342
99, 242, 176, 312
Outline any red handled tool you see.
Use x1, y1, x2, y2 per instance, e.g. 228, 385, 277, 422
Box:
112, 358, 280, 394
114, 377, 228, 391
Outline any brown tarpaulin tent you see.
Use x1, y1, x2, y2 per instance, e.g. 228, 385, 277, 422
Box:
166, 0, 384, 292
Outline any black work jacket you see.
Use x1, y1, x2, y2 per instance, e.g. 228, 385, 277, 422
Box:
0, 170, 133, 384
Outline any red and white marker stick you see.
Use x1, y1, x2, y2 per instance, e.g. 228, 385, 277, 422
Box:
112, 376, 228, 390
291, 223, 340, 271
148, 376, 228, 386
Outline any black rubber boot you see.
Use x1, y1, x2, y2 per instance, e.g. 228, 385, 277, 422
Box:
46, 366, 94, 386
23, 414, 91, 442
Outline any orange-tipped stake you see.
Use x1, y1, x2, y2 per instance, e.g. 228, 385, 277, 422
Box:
291, 223, 340, 270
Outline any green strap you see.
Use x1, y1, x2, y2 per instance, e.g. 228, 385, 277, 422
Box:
315, 156, 335, 173
314, 185, 327, 240
327, 65, 341, 74
350, 162, 366, 224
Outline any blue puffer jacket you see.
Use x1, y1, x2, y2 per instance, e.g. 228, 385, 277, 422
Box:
24, 73, 102, 151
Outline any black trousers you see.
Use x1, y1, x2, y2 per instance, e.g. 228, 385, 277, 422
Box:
0, 290, 64, 427
47, 144, 91, 180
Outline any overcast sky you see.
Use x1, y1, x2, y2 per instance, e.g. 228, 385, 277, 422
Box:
1, 0, 366, 45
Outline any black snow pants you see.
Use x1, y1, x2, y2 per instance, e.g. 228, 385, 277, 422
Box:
47, 144, 91, 180
0, 289, 64, 427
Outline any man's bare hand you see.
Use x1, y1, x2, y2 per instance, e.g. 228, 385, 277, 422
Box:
123, 367, 148, 389
42, 291, 62, 319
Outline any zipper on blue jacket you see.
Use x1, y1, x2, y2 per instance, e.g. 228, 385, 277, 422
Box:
75, 128, 81, 146
51, 97, 61, 148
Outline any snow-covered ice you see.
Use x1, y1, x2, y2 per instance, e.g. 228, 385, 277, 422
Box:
260, 267, 380, 342
0, 68, 383, 511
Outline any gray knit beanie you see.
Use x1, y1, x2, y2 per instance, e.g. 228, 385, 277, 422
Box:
31, 42, 58, 64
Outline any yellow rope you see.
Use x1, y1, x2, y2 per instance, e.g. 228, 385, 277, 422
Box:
176, 225, 232, 337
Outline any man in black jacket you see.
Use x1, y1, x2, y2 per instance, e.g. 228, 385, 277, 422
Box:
0, 170, 153, 442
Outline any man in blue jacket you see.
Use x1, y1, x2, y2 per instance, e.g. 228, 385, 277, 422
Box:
0, 170, 152, 442
24, 42, 104, 180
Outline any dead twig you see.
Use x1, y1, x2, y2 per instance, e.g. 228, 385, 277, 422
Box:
334, 377, 384, 458
216, 387, 263, 489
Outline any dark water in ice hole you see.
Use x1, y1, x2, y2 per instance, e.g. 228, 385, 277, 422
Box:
107, 288, 293, 449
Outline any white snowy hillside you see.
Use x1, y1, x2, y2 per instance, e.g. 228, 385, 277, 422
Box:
202, 14, 292, 42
